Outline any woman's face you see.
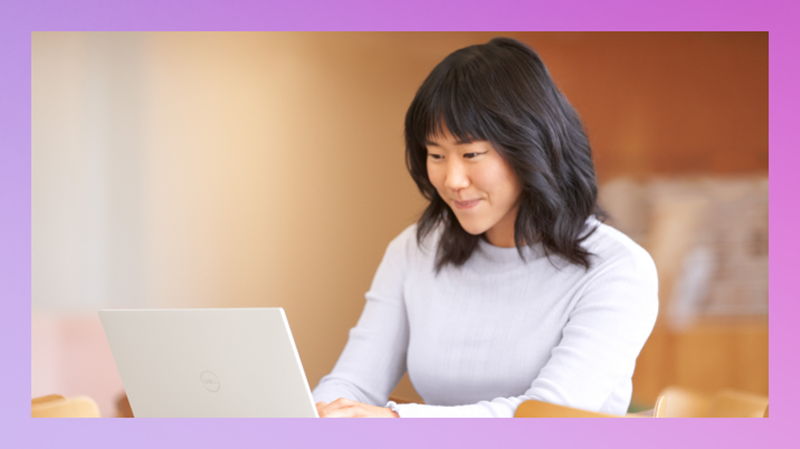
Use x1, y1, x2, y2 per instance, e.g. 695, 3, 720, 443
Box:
425, 128, 523, 248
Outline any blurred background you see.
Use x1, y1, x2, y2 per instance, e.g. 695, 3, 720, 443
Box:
32, 32, 767, 417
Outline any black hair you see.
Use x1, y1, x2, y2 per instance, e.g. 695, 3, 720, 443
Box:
404, 37, 605, 272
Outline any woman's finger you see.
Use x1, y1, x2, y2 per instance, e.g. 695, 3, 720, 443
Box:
320, 405, 360, 418
329, 398, 354, 407
317, 398, 398, 418
317, 398, 353, 417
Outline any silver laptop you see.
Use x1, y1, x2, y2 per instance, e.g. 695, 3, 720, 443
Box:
99, 308, 318, 417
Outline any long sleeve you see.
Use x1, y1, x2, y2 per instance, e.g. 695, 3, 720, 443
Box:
312, 232, 411, 406
314, 221, 659, 418
391, 242, 659, 417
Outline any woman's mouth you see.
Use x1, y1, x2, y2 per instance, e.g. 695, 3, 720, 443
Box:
453, 199, 481, 209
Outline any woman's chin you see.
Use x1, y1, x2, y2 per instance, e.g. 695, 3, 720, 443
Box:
456, 221, 488, 236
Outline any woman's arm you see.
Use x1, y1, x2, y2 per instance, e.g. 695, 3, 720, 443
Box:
312, 228, 413, 408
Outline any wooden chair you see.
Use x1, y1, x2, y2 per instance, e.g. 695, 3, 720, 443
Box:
708, 389, 769, 418
657, 386, 768, 417
514, 396, 667, 418
654, 394, 668, 417
32, 394, 101, 418
657, 386, 712, 417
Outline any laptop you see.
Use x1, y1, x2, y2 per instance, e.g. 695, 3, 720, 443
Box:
99, 308, 318, 417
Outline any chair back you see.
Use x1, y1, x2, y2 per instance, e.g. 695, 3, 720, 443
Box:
707, 389, 769, 418
32, 394, 101, 418
658, 386, 712, 417
652, 394, 668, 417
657, 386, 768, 417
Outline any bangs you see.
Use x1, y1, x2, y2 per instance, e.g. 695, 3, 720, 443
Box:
410, 59, 500, 147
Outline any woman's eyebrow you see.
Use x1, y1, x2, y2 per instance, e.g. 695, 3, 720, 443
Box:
424, 139, 473, 146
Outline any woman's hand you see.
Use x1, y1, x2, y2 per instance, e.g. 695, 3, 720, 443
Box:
315, 398, 399, 418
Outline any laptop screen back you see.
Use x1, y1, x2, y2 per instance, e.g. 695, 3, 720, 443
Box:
100, 308, 317, 417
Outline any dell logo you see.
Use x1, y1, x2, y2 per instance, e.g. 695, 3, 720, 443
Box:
200, 370, 220, 392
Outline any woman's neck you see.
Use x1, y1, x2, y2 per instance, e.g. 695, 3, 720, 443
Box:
484, 203, 519, 248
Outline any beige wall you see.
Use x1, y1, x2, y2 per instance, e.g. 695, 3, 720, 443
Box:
32, 33, 767, 411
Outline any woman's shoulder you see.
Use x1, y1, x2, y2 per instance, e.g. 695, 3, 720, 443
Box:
574, 218, 659, 319
582, 218, 657, 280
387, 222, 441, 251
384, 222, 438, 260
390, 223, 419, 244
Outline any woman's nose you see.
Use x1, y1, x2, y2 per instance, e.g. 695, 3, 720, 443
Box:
444, 161, 470, 191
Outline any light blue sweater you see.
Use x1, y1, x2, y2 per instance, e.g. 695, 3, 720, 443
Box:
313, 218, 658, 417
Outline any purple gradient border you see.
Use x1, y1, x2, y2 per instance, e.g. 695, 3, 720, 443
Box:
1, 1, 794, 448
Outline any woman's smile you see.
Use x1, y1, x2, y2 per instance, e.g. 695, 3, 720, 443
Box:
425, 128, 522, 247
453, 198, 481, 209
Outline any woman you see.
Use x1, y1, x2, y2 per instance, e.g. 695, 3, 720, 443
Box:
312, 37, 658, 418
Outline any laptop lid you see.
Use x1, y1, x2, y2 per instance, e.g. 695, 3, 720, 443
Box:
99, 308, 318, 417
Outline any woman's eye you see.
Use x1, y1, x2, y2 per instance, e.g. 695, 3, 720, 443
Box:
428, 154, 443, 160
464, 152, 487, 159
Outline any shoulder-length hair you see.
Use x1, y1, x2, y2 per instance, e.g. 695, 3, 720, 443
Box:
404, 37, 605, 272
